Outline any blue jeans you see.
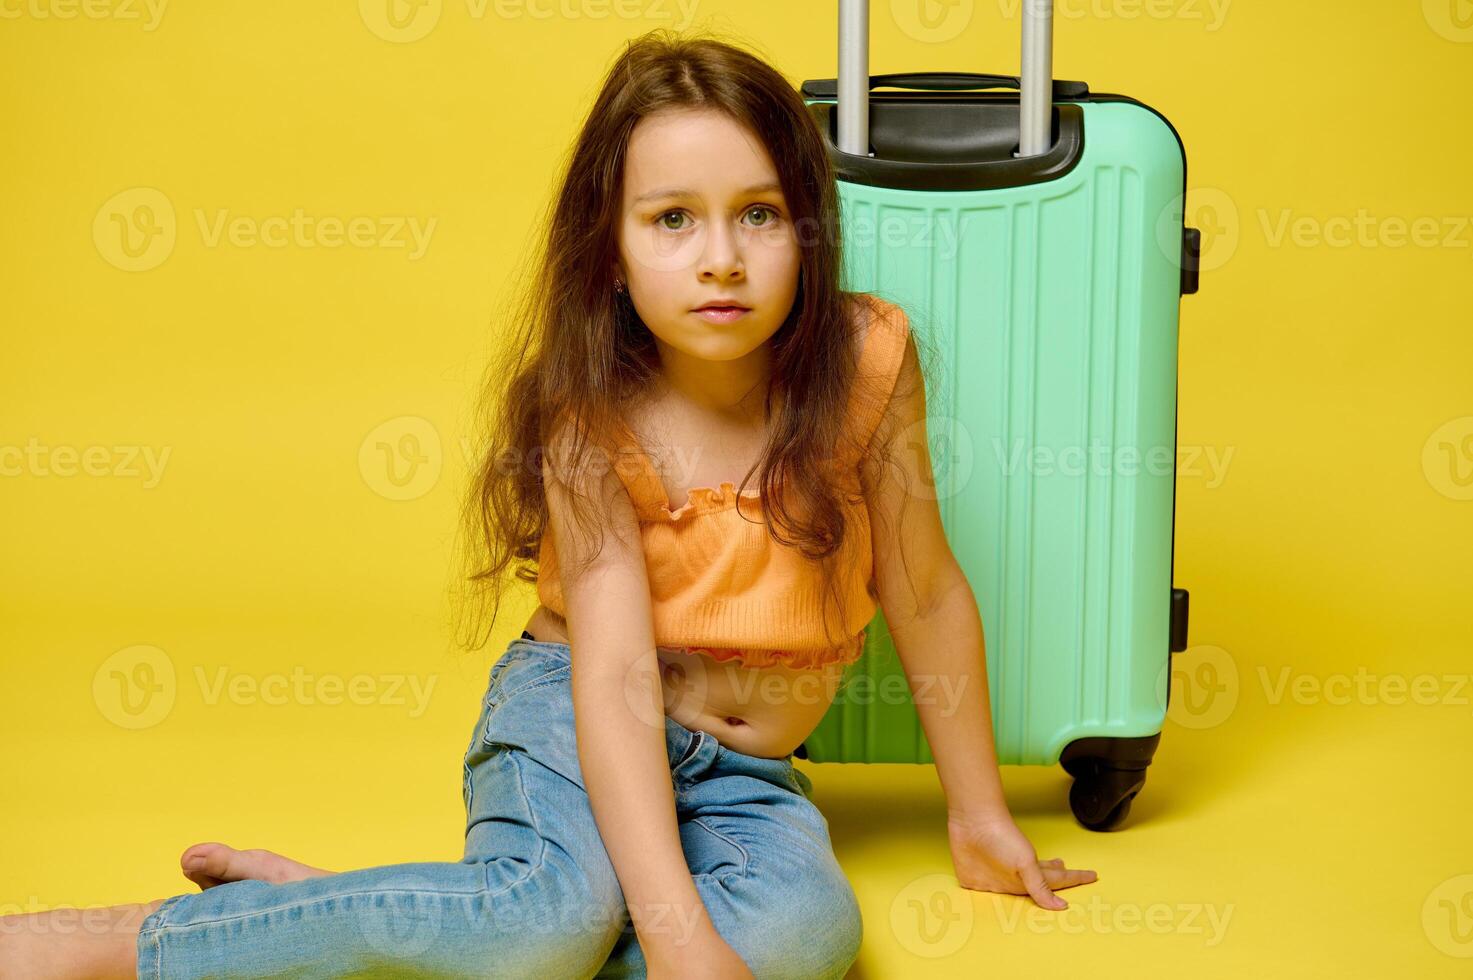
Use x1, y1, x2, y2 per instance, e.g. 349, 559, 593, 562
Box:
135, 634, 863, 978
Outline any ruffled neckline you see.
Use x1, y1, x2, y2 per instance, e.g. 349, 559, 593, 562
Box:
659, 480, 762, 521
612, 420, 776, 523
617, 294, 899, 523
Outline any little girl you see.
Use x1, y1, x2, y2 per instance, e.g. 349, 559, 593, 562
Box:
3, 30, 1095, 980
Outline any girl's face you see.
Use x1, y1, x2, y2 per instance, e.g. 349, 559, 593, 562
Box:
615, 108, 801, 364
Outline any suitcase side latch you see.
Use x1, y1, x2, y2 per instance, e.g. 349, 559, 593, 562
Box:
1170, 587, 1190, 653
1180, 227, 1202, 296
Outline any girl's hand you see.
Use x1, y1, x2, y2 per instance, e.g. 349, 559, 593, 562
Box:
644, 921, 755, 980
946, 811, 1098, 910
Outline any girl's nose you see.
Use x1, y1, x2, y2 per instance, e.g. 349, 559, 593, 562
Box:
698, 221, 744, 281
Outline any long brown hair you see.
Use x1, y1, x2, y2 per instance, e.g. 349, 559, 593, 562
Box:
453, 28, 921, 654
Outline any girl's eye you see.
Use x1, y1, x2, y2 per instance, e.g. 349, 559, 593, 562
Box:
654, 206, 781, 232
744, 206, 779, 227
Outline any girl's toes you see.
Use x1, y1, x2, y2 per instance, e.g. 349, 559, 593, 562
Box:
180, 841, 239, 889
180, 842, 331, 890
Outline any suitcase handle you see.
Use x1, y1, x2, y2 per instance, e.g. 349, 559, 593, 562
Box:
838, 0, 1055, 158
802, 71, 1087, 100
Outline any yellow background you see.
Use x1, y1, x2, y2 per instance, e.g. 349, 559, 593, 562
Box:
2, 1, 1470, 976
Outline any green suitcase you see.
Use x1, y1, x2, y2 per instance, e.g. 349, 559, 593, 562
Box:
794, 0, 1199, 831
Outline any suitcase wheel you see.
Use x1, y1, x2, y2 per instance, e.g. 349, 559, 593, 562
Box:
1059, 733, 1162, 831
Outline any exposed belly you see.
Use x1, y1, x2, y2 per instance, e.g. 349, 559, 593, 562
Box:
525, 606, 844, 759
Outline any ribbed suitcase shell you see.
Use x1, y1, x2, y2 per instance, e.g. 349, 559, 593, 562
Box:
798, 95, 1187, 767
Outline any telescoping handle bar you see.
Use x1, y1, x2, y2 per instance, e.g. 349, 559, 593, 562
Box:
836, 0, 1057, 158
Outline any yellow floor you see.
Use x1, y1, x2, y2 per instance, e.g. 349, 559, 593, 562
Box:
822, 690, 1473, 977
4, 620, 1469, 978
4, 2, 1470, 975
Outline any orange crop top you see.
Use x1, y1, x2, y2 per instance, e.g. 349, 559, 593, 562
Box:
535, 295, 912, 670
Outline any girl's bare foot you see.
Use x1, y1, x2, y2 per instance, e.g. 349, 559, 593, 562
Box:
0, 849, 335, 977
179, 842, 334, 890
0, 899, 167, 980
0, 846, 336, 978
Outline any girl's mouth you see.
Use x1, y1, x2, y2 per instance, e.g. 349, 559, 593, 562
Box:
692, 306, 750, 323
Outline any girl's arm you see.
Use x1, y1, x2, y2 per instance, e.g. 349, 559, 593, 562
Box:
861, 334, 1097, 910
541, 429, 750, 974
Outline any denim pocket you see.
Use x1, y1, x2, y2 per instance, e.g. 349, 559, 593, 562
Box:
673, 729, 705, 771
479, 653, 582, 789
487, 658, 570, 711
481, 652, 572, 748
